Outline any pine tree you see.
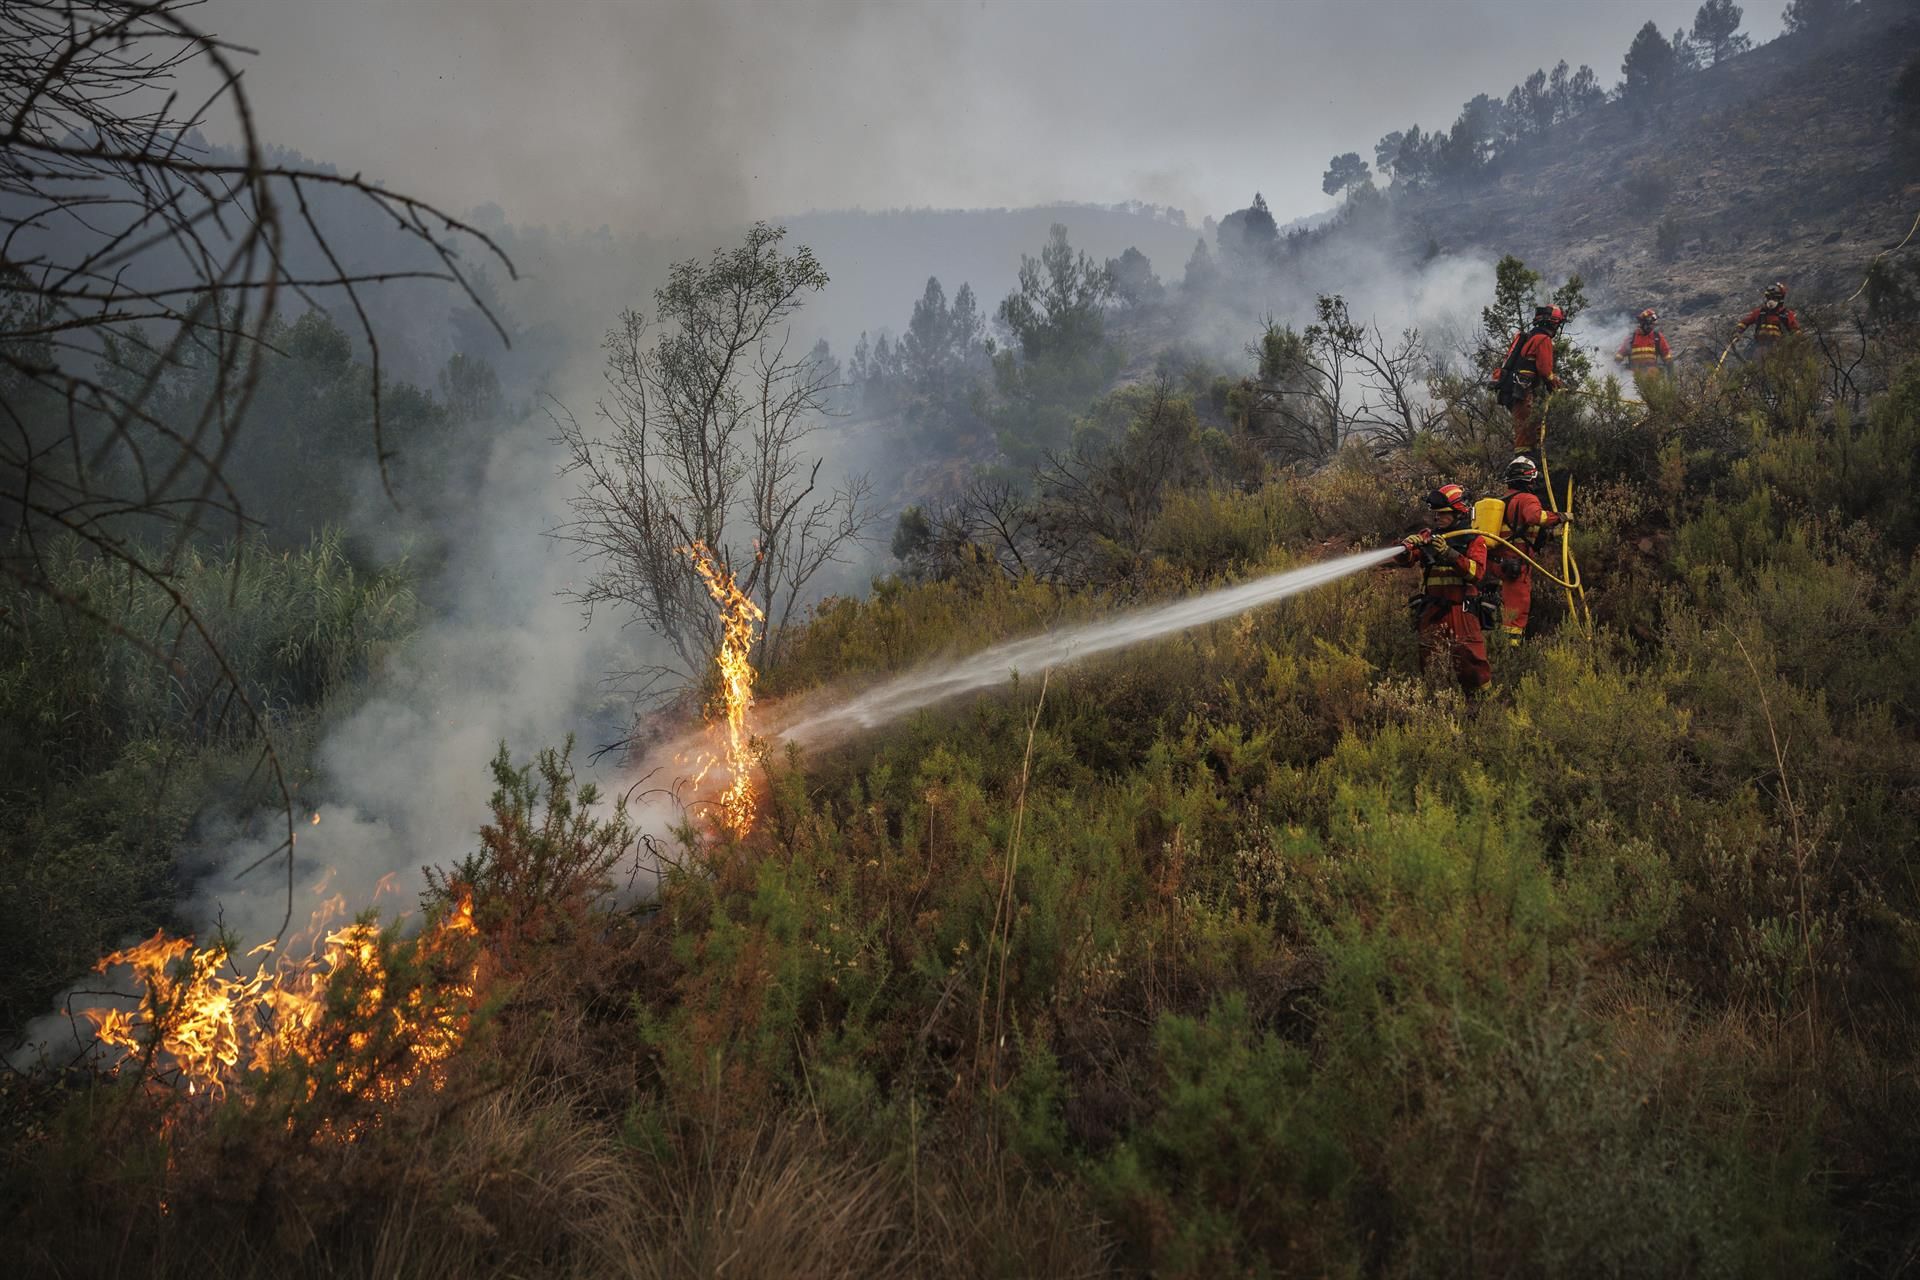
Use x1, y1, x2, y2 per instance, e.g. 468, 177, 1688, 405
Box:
1782, 0, 1853, 37
1321, 153, 1372, 198
1182, 238, 1217, 294
1621, 21, 1679, 102
1690, 0, 1752, 64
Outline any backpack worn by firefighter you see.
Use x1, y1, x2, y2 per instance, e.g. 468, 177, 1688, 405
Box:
1466, 495, 1504, 632
1494, 305, 1563, 409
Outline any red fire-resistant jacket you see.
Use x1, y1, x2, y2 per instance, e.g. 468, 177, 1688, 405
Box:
1397, 533, 1488, 603
1737, 305, 1799, 344
1617, 329, 1672, 369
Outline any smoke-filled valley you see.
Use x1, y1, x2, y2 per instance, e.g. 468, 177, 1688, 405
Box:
7, 1, 1920, 1276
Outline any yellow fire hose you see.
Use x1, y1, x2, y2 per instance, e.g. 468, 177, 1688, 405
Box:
1562, 476, 1592, 633
1434, 526, 1576, 588
1710, 324, 1763, 383
1844, 208, 1920, 305
1535, 418, 1592, 633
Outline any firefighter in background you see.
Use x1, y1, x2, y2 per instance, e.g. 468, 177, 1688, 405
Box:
1492, 305, 1563, 455
1614, 308, 1673, 379
1734, 281, 1799, 353
1393, 483, 1493, 696
1490, 455, 1569, 648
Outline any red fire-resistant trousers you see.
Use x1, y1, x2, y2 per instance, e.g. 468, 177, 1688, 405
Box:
1418, 601, 1492, 693
1496, 555, 1532, 646
1510, 397, 1542, 451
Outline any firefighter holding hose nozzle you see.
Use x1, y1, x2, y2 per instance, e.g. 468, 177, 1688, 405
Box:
1393, 483, 1494, 696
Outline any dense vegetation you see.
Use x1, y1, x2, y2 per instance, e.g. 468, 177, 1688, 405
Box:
10, 279, 1920, 1274
0, 534, 418, 1029
8, 5, 1920, 1277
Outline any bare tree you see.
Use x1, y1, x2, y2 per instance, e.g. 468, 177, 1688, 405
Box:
1240, 317, 1347, 463
557, 222, 871, 692
893, 477, 1053, 584
1237, 297, 1439, 462
1305, 295, 1439, 450
1, 1, 512, 934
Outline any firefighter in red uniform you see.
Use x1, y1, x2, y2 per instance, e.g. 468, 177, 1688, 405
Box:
1393, 483, 1493, 695
1492, 305, 1563, 455
1614, 308, 1673, 380
1734, 281, 1799, 353
1489, 455, 1568, 647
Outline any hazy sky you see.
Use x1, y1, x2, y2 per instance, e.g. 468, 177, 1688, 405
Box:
201, 0, 1781, 232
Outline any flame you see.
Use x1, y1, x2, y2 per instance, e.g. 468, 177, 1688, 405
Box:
82, 888, 483, 1104
683, 541, 765, 837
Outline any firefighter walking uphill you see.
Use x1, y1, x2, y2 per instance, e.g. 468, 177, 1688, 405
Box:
1491, 455, 1569, 648
1492, 305, 1563, 454
1734, 281, 1799, 353
1393, 483, 1494, 696
1615, 308, 1673, 379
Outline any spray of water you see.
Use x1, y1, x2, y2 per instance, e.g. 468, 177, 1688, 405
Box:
771, 546, 1401, 748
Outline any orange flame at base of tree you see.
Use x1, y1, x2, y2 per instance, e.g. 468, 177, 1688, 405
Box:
683, 541, 765, 838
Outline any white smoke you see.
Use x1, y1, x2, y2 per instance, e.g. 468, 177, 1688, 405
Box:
6, 391, 678, 1067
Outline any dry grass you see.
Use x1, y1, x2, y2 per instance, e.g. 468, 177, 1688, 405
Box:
12, 1079, 1110, 1280
617, 1121, 1108, 1280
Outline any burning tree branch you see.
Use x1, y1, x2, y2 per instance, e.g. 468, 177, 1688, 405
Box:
684, 542, 763, 837
556, 222, 871, 710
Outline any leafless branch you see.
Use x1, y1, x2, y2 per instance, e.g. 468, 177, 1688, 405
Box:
2, 1, 514, 938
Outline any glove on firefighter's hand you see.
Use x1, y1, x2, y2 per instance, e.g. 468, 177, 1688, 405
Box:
1548, 511, 1570, 527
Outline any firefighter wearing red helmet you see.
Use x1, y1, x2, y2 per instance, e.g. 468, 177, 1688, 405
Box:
1490, 455, 1568, 647
1491, 305, 1563, 454
1734, 281, 1799, 352
1393, 483, 1493, 694
1615, 308, 1673, 379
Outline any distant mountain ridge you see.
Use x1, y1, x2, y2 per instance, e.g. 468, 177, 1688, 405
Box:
1383, 6, 1920, 355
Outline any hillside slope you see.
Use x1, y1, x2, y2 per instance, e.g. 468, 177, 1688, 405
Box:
1400, 10, 1920, 354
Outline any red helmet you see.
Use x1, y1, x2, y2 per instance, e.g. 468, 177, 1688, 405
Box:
1535, 304, 1566, 330
1637, 308, 1658, 327
1764, 281, 1788, 302
1425, 483, 1472, 519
